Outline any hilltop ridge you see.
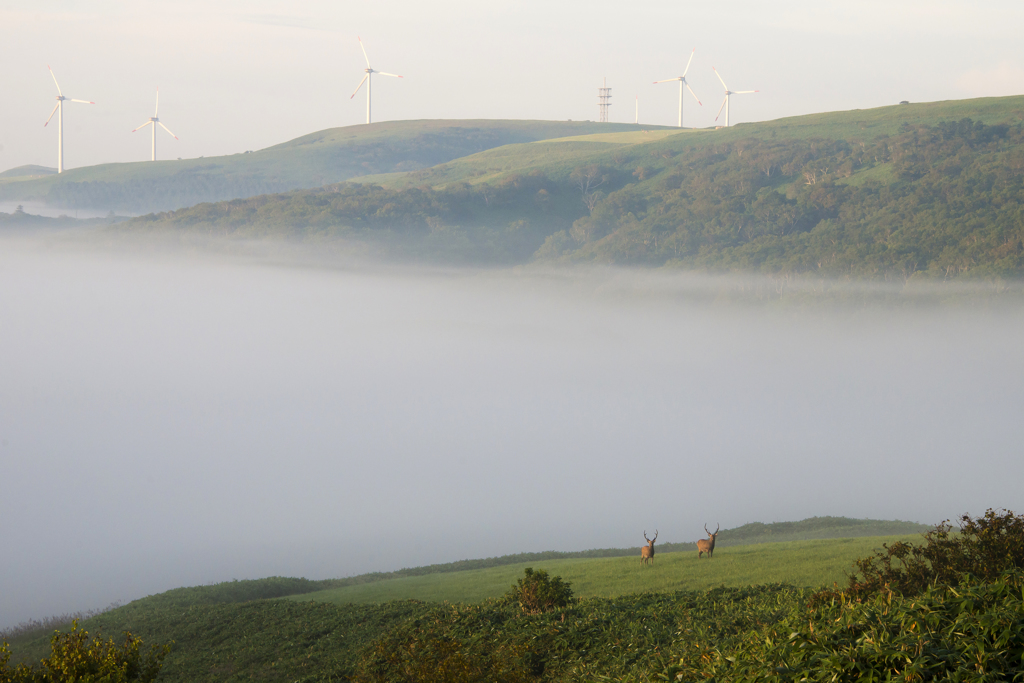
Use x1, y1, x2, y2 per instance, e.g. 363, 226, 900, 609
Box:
0, 120, 669, 214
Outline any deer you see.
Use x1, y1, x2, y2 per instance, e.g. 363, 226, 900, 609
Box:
641, 530, 658, 566
697, 523, 719, 559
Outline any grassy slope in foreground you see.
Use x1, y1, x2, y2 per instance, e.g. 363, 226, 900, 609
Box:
0, 120, 669, 214
284, 535, 918, 606
5, 535, 920, 681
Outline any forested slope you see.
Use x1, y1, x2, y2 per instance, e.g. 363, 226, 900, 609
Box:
127, 99, 1024, 278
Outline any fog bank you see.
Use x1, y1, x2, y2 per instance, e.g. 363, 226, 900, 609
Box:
2, 239, 1022, 629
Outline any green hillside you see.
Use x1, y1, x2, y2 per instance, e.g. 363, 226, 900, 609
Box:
121, 95, 1024, 278
0, 120, 667, 214
3, 517, 928, 676
283, 535, 920, 607
4, 535, 919, 680
0, 165, 56, 179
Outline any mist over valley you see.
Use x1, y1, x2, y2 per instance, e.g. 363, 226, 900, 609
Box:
2, 235, 1022, 631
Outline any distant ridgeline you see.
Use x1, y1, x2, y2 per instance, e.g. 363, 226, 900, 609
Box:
0, 120, 664, 214
122, 102, 1024, 279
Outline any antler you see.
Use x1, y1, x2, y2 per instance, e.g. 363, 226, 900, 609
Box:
652, 529, 658, 541
644, 530, 651, 542
704, 523, 710, 535
715, 523, 720, 534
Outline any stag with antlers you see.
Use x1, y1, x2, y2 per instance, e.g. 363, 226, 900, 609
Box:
640, 530, 658, 566
697, 523, 719, 559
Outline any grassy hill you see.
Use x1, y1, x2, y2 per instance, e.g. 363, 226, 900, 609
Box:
120, 95, 1024, 278
1, 534, 922, 681
0, 120, 667, 215
2, 517, 928, 680
0, 165, 56, 179
282, 535, 920, 607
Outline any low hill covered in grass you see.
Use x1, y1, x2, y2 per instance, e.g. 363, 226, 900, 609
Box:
3, 517, 927, 679
0, 120, 664, 215
122, 95, 1024, 279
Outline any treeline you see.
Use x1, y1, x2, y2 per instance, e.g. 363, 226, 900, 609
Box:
559, 117, 1024, 279
127, 118, 1024, 278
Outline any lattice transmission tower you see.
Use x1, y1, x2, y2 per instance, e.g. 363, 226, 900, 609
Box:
598, 77, 612, 123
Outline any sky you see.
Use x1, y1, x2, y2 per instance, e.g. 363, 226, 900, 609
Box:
2, 0, 1024, 172
2, 237, 1024, 628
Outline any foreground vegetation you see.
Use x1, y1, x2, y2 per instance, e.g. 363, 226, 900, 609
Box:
14, 512, 1024, 681
121, 96, 1024, 279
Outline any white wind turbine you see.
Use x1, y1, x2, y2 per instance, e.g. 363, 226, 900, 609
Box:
350, 36, 403, 124
132, 89, 178, 161
712, 67, 758, 127
653, 48, 702, 128
43, 66, 95, 173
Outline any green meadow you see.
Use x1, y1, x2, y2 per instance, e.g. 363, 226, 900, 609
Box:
284, 535, 917, 607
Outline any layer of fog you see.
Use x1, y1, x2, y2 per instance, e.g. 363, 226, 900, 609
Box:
2, 237, 1022, 629
0, 202, 117, 220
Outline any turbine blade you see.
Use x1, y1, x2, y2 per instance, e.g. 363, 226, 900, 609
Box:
155, 88, 159, 116
69, 99, 95, 104
682, 48, 696, 78
686, 83, 702, 106
377, 71, 403, 78
132, 121, 154, 132
357, 36, 370, 67
350, 74, 368, 98
653, 78, 680, 84
47, 65, 62, 95
44, 103, 59, 126
715, 96, 727, 121
712, 67, 728, 90
734, 90, 758, 94
158, 122, 178, 139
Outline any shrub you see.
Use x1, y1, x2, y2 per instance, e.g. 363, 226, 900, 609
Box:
504, 568, 575, 615
354, 632, 532, 683
667, 570, 1024, 682
0, 621, 171, 682
817, 508, 1024, 603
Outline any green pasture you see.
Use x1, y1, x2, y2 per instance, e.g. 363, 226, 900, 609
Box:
533, 129, 690, 144
285, 535, 914, 607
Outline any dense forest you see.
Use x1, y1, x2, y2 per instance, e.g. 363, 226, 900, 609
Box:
128, 118, 1024, 279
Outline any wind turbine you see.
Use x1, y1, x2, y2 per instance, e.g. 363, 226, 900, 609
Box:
653, 48, 702, 128
43, 66, 94, 173
712, 67, 758, 127
132, 89, 178, 161
350, 36, 403, 124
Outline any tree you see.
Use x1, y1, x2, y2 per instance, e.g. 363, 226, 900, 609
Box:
569, 165, 607, 214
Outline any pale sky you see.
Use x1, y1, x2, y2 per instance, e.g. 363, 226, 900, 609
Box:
2, 1, 1023, 173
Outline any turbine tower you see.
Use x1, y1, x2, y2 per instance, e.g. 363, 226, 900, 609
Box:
350, 36, 403, 124
131, 89, 178, 161
43, 66, 94, 173
712, 67, 758, 127
653, 48, 701, 128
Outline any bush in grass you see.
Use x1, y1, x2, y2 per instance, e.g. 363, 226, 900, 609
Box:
0, 621, 170, 683
814, 508, 1024, 604
665, 570, 1024, 682
504, 568, 575, 615
354, 631, 532, 683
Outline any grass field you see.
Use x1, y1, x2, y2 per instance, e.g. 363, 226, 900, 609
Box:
2, 532, 926, 680
284, 535, 914, 607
